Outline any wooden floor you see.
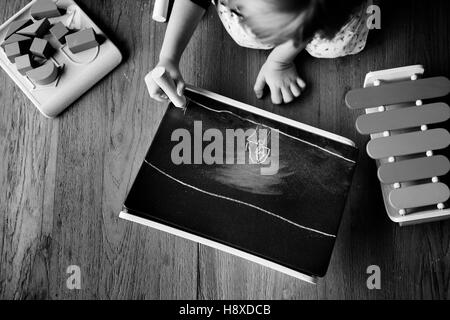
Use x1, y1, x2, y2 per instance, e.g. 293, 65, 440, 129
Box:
1, 0, 450, 300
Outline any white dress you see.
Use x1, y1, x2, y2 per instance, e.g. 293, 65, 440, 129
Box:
213, 0, 372, 58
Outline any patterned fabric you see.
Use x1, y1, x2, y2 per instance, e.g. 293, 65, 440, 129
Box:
305, 0, 373, 58
190, 0, 372, 58
215, 0, 273, 49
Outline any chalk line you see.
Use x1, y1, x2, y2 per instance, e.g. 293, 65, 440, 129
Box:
144, 159, 337, 238
185, 98, 356, 164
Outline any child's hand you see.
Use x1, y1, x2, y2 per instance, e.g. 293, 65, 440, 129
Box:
254, 59, 306, 105
148, 58, 186, 102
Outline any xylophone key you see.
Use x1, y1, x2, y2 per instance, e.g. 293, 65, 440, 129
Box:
346, 77, 450, 109
367, 129, 450, 159
378, 155, 450, 184
389, 182, 450, 210
356, 103, 450, 135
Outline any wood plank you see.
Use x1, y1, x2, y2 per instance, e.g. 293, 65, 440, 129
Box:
346, 77, 450, 109
378, 155, 450, 184
356, 103, 450, 134
0, 0, 58, 300
389, 183, 450, 210
367, 129, 450, 159
97, 0, 198, 299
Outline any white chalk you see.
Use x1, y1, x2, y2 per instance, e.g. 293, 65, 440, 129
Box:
152, 0, 170, 23
148, 66, 186, 108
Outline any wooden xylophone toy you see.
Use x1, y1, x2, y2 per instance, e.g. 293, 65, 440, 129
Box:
346, 65, 450, 226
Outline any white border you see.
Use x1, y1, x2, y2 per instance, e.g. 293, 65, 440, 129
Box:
119, 211, 318, 284
186, 86, 356, 147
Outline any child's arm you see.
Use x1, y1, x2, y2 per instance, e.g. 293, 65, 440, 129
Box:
148, 0, 206, 102
254, 40, 307, 105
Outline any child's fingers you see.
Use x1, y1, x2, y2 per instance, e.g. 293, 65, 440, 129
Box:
176, 79, 186, 96
269, 86, 283, 105
148, 81, 169, 102
290, 83, 302, 98
253, 72, 266, 99
149, 90, 166, 102
149, 89, 165, 101
296, 78, 306, 90
153, 93, 169, 102
281, 86, 294, 104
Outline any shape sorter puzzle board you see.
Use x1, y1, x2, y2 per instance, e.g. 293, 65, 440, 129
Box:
0, 0, 122, 118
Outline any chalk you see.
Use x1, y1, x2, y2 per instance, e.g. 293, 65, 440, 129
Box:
17, 18, 51, 38
152, 0, 170, 23
50, 22, 69, 45
4, 42, 25, 63
30, 37, 54, 59
4, 19, 33, 40
65, 28, 98, 54
15, 54, 34, 75
149, 66, 186, 108
26, 60, 58, 85
30, 0, 61, 20
1, 34, 32, 50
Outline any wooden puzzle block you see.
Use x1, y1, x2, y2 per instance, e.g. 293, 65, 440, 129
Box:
356, 103, 450, 134
389, 182, 450, 210
26, 60, 58, 85
1, 34, 32, 50
378, 155, 450, 184
4, 18, 32, 40
29, 37, 54, 59
65, 28, 98, 54
346, 77, 450, 109
4, 42, 26, 63
15, 54, 34, 75
49, 22, 69, 45
30, 0, 61, 20
17, 18, 51, 38
367, 128, 450, 159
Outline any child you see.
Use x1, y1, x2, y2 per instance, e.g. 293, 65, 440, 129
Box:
148, 0, 371, 105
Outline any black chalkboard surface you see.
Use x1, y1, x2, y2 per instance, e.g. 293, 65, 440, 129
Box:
120, 87, 358, 283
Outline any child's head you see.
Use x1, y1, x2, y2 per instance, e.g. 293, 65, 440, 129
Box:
232, 0, 366, 46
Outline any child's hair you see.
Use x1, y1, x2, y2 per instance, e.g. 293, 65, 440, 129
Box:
242, 0, 367, 46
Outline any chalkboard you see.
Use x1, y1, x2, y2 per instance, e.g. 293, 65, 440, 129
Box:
121, 87, 358, 281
